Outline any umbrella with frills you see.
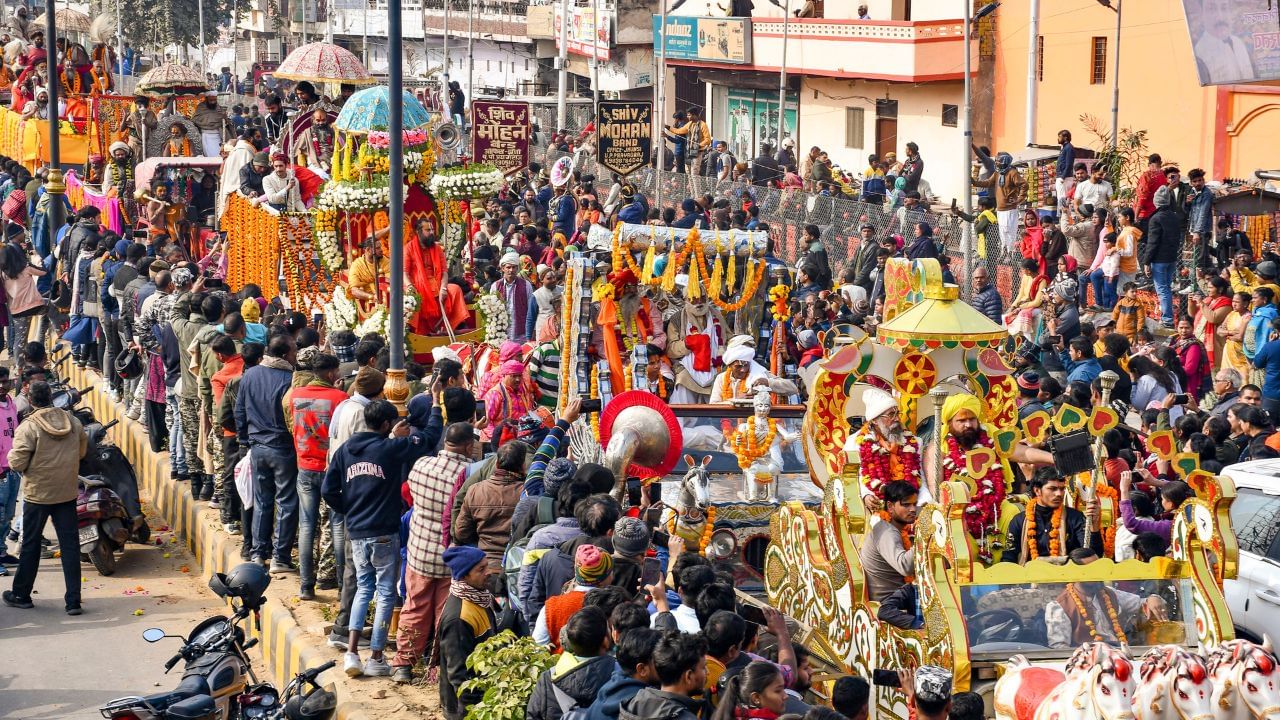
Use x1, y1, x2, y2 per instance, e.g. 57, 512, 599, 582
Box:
137, 63, 210, 96
334, 85, 432, 134
34, 8, 92, 33
274, 41, 375, 85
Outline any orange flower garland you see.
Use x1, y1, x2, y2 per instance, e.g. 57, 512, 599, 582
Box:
223, 194, 281, 293
730, 417, 778, 469
1025, 505, 1064, 559
1095, 483, 1118, 559
1067, 584, 1128, 645
665, 505, 718, 555
558, 264, 575, 414
719, 372, 749, 401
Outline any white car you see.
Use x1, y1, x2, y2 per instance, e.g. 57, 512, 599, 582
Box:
1221, 459, 1280, 643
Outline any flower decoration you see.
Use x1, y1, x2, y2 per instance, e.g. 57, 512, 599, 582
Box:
323, 286, 359, 332
429, 164, 506, 200
476, 291, 510, 347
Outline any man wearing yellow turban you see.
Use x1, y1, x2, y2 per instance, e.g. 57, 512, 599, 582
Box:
934, 393, 1055, 558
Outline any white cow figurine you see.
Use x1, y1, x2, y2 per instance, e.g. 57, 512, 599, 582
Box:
1207, 637, 1280, 720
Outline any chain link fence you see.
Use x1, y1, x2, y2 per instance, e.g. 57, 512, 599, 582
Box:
542, 148, 1025, 306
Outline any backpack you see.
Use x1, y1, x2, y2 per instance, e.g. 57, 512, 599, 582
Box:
551, 682, 589, 720
502, 494, 556, 614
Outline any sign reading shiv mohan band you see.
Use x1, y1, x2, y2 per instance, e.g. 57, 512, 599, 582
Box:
1182, 0, 1280, 85
596, 101, 652, 176
471, 101, 530, 175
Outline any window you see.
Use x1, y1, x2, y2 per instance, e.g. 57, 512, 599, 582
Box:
845, 107, 864, 148
1037, 35, 1044, 81
1090, 36, 1107, 85
875, 98, 898, 119
941, 104, 958, 127
1231, 488, 1280, 561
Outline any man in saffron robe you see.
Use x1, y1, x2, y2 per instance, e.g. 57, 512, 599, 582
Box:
406, 219, 469, 335
348, 231, 390, 318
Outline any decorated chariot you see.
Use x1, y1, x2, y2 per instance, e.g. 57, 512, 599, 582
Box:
763, 259, 1262, 718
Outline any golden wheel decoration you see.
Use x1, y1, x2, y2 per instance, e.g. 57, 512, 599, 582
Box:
893, 353, 937, 396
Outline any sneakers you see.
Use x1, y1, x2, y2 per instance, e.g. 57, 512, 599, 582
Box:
208, 497, 222, 510
317, 577, 339, 591
269, 560, 297, 574
3, 590, 33, 609
328, 631, 350, 651
299, 586, 315, 601
224, 523, 241, 535
392, 666, 414, 684
0, 552, 18, 565
66, 604, 83, 616
343, 652, 363, 678
363, 657, 392, 677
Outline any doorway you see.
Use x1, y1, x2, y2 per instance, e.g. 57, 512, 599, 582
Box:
875, 99, 898, 159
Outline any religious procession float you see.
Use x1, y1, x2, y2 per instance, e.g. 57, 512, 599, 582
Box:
759, 258, 1274, 719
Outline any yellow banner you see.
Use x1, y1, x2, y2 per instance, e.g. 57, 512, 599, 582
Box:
0, 106, 90, 170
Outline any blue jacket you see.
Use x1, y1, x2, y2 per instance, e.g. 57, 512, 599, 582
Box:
585, 669, 650, 720
1253, 339, 1280, 399
322, 429, 428, 540
551, 193, 577, 234
1066, 357, 1103, 385
1188, 188, 1213, 236
1246, 304, 1279, 361
617, 198, 648, 225
234, 359, 294, 450
972, 284, 1004, 324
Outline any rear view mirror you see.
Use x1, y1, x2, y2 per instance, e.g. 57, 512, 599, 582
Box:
142, 627, 166, 642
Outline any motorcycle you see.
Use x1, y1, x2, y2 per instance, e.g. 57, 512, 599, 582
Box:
77, 474, 131, 575
99, 564, 336, 720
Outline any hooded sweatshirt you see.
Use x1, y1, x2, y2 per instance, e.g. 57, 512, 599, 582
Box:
527, 653, 619, 720
322, 429, 428, 540
618, 687, 702, 720
586, 669, 651, 720
9, 406, 87, 504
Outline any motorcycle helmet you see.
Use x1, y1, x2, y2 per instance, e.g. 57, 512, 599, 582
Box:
210, 562, 271, 610
285, 685, 337, 720
115, 348, 144, 380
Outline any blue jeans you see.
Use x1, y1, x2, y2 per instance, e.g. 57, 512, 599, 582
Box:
250, 445, 299, 563
1086, 267, 1117, 309
297, 469, 323, 589
166, 387, 188, 476
0, 469, 19, 542
1152, 262, 1176, 326
350, 534, 400, 653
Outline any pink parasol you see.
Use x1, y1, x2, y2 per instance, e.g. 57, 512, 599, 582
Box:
274, 42, 375, 85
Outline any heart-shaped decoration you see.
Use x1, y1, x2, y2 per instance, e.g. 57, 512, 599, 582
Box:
1022, 411, 1051, 445
1053, 403, 1087, 433
1184, 469, 1219, 503
966, 447, 997, 479
1146, 430, 1177, 460
1088, 407, 1120, 436
993, 428, 1019, 456
1172, 452, 1200, 479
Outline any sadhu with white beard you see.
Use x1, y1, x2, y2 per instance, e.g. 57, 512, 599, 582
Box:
847, 387, 925, 516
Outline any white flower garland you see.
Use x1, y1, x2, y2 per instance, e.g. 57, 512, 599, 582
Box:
443, 219, 465, 264
354, 307, 387, 338
476, 291, 510, 347
323, 286, 358, 332
316, 228, 343, 273
429, 165, 506, 200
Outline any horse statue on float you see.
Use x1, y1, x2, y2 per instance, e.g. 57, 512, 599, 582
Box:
666, 455, 712, 546
1132, 646, 1215, 720
1207, 638, 1280, 720
993, 642, 1136, 720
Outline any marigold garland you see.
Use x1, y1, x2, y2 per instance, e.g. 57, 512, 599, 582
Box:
1067, 584, 1128, 645
1095, 483, 1118, 559
942, 431, 1006, 552
223, 194, 281, 292
589, 364, 601, 441
558, 264, 576, 414
1025, 504, 1064, 559
718, 372, 749, 401
853, 424, 922, 499
666, 505, 718, 555
729, 416, 778, 469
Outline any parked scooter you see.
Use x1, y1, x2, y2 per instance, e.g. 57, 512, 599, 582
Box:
77, 474, 131, 575
99, 564, 269, 720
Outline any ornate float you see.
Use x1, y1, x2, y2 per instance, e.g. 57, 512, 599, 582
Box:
765, 258, 1243, 718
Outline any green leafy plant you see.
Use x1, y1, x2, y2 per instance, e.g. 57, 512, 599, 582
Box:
1079, 114, 1160, 202
460, 631, 555, 720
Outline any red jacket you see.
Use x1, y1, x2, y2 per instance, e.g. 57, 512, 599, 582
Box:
289, 381, 349, 471
1133, 169, 1165, 219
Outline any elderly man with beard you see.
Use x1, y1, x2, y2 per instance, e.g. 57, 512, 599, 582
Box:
191, 90, 231, 156
929, 393, 1055, 550
295, 109, 336, 174
120, 95, 157, 160
846, 387, 924, 516
406, 219, 469, 335
491, 252, 537, 343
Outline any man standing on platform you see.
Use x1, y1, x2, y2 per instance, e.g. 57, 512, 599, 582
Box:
491, 252, 536, 343
191, 91, 231, 157
406, 220, 469, 335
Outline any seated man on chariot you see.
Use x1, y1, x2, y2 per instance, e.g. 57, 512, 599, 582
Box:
1004, 469, 1102, 564
710, 335, 799, 403
849, 387, 925, 514
861, 480, 919, 603
347, 229, 391, 318
1045, 547, 1168, 649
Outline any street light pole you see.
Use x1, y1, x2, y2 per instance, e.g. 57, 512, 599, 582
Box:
591, 0, 600, 108
962, 0, 973, 298
467, 0, 474, 102
776, 0, 788, 154
1025, 0, 1037, 146
387, 0, 408, 410
442, 0, 450, 114
198, 0, 207, 76
556, 0, 569, 131
655, 1, 667, 210
1110, 0, 1121, 150
45, 0, 66, 277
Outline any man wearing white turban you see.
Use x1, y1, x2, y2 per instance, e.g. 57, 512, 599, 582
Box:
218, 129, 256, 219
490, 251, 536, 343
709, 334, 799, 403
843, 386, 926, 515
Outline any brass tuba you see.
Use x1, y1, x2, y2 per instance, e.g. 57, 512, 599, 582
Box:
600, 391, 682, 502
433, 121, 461, 151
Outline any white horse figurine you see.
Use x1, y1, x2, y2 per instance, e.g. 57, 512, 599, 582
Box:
1207, 638, 1280, 720
668, 454, 712, 545
994, 642, 1136, 720
1133, 646, 1214, 720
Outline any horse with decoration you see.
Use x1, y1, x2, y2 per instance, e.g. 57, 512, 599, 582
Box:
1208, 638, 1280, 720
1133, 646, 1215, 720
993, 642, 1136, 720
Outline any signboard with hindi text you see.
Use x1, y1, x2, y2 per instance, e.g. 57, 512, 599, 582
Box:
1181, 0, 1280, 85
596, 100, 652, 176
471, 101, 531, 176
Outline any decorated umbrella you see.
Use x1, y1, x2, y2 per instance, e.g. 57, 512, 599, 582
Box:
34, 8, 92, 33
334, 85, 431, 134
137, 63, 209, 96
275, 42, 375, 86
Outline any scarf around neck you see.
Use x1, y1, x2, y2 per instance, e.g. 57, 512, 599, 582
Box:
450, 578, 493, 607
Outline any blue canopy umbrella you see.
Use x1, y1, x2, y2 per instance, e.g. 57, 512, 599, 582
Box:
334, 85, 433, 134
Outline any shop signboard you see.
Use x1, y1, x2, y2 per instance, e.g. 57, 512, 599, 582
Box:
554, 4, 613, 61
725, 88, 798, 162
1182, 0, 1280, 85
597, 100, 652, 175
652, 16, 752, 64
471, 100, 531, 175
